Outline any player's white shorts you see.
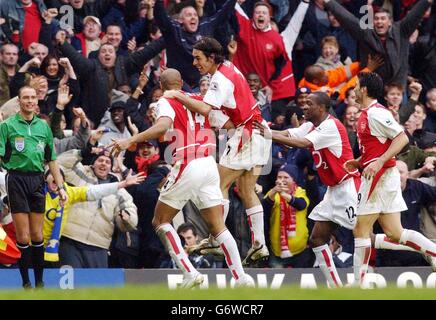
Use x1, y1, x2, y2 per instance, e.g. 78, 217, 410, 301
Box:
357, 167, 407, 215
159, 156, 223, 210
219, 120, 271, 171
309, 177, 359, 230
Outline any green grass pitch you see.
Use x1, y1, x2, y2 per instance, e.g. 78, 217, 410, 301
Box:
0, 285, 435, 300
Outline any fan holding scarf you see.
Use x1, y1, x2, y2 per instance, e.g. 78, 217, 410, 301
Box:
262, 164, 311, 267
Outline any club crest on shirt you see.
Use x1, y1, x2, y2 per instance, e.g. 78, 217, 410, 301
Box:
14, 137, 25, 152
265, 43, 273, 50
385, 119, 392, 125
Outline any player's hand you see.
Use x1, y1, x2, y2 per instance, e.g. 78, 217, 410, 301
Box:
58, 188, 68, 207
253, 121, 267, 136
343, 159, 360, 173
109, 138, 134, 157
362, 159, 383, 180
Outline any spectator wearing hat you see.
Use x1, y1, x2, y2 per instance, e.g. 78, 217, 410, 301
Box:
56, 0, 112, 34
56, 147, 138, 268
99, 99, 132, 147
262, 164, 314, 268
124, 139, 161, 177
285, 87, 310, 127
72, 16, 104, 58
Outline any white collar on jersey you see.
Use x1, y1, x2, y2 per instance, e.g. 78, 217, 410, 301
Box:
362, 99, 378, 110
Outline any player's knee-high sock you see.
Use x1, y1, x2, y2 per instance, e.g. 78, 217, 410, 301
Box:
353, 238, 372, 285
31, 240, 45, 286
156, 223, 197, 277
215, 229, 245, 281
399, 229, 436, 257
246, 205, 266, 246
375, 234, 416, 251
312, 244, 343, 288
222, 199, 230, 223
17, 242, 31, 286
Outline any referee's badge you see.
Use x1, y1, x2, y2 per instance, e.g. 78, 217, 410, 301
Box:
14, 137, 25, 152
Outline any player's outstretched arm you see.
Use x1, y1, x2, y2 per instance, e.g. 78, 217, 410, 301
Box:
272, 132, 312, 148
164, 90, 212, 116
253, 121, 312, 148
109, 117, 172, 157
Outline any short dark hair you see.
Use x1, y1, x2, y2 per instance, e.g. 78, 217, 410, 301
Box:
357, 72, 384, 100
374, 8, 392, 19
193, 37, 225, 64
18, 86, 37, 98
177, 222, 197, 236
310, 91, 331, 110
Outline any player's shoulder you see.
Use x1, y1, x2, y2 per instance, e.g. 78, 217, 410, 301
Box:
319, 116, 342, 130
367, 104, 395, 124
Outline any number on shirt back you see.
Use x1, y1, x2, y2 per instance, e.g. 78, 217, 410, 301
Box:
346, 206, 356, 222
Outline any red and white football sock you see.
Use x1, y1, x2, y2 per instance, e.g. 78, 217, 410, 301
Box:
354, 238, 372, 285
399, 229, 436, 257
246, 205, 266, 246
374, 233, 415, 251
312, 244, 343, 287
156, 223, 196, 277
215, 229, 245, 281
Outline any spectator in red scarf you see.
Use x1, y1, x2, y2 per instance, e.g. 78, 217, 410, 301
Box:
262, 164, 314, 268
135, 140, 161, 176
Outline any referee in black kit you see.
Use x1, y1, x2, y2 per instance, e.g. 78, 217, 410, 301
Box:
0, 86, 68, 289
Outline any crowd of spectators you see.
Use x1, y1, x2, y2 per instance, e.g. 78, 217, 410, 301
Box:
0, 0, 435, 271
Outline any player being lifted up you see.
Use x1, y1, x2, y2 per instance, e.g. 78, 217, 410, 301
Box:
344, 72, 436, 286
164, 37, 272, 266
110, 68, 254, 288
255, 92, 360, 287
